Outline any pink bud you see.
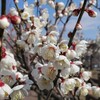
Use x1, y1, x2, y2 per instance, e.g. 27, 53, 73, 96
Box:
72, 9, 81, 16
0, 80, 5, 87
86, 9, 97, 17
68, 32, 73, 38
76, 23, 82, 30
10, 15, 21, 24
0, 15, 10, 29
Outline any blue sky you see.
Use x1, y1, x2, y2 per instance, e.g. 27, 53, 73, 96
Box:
1, 0, 100, 39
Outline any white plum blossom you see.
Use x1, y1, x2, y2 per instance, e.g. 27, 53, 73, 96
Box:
21, 1, 34, 20
0, 80, 12, 100
0, 51, 17, 72
31, 63, 43, 80
74, 78, 83, 87
47, 31, 59, 44
61, 78, 76, 94
41, 63, 58, 81
66, 49, 77, 59
92, 86, 100, 98
70, 63, 80, 75
48, 0, 55, 8
0, 0, 98, 99
9, 7, 18, 16
0, 69, 16, 86
81, 71, 92, 81
60, 67, 71, 78
53, 55, 70, 70
36, 76, 54, 90
75, 40, 88, 57
41, 43, 59, 61
58, 40, 68, 53
11, 85, 27, 100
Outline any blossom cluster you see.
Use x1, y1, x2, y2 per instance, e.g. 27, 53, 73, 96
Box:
0, 0, 99, 99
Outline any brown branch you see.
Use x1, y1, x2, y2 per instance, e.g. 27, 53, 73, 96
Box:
68, 0, 87, 48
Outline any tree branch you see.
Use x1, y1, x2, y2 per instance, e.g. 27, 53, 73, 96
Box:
68, 0, 87, 48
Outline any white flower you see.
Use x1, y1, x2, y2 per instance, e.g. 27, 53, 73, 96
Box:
40, 0, 47, 5
11, 86, 27, 100
21, 11, 30, 20
73, 61, 83, 65
0, 80, 12, 99
31, 63, 43, 80
23, 2, 34, 17
58, 40, 68, 52
54, 55, 70, 70
10, 7, 18, 16
70, 63, 80, 75
89, 0, 96, 5
19, 75, 33, 90
92, 86, 100, 98
40, 9, 49, 21
0, 69, 16, 86
0, 16, 10, 29
47, 31, 59, 44
61, 78, 76, 94
74, 78, 83, 87
48, 0, 55, 8
41, 63, 57, 81
41, 43, 59, 61
30, 43, 42, 55
0, 53, 17, 72
66, 49, 77, 59
75, 40, 88, 57
34, 17, 44, 28
36, 76, 54, 90
57, 2, 65, 10
68, 3, 77, 12
60, 67, 71, 78
81, 71, 92, 81
80, 87, 89, 96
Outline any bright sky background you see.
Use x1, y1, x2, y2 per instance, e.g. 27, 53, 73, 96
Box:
0, 0, 100, 40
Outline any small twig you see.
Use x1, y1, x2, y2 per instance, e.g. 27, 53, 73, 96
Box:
57, 15, 72, 44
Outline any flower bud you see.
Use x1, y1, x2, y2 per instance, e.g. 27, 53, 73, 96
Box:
68, 32, 73, 38
86, 9, 97, 17
76, 23, 82, 30
10, 15, 21, 24
0, 15, 10, 29
48, 1, 55, 8
9, 7, 18, 16
72, 9, 80, 16
14, 0, 19, 3
57, 2, 65, 10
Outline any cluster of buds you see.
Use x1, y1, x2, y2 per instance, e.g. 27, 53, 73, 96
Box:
0, 8, 21, 29
72, 0, 97, 18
